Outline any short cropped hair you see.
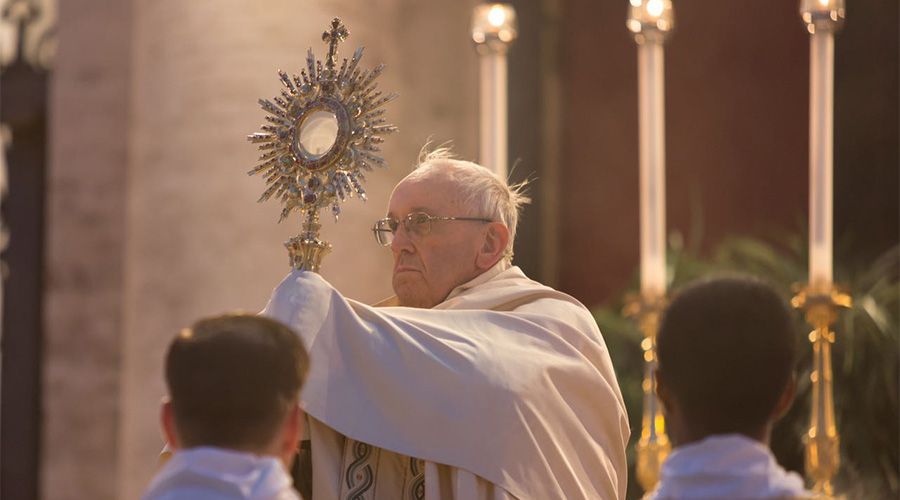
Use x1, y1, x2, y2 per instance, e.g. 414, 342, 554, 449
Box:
165, 314, 309, 450
406, 146, 530, 263
657, 277, 797, 435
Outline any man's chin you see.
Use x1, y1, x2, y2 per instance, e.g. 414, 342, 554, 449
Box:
392, 276, 432, 309
395, 294, 433, 309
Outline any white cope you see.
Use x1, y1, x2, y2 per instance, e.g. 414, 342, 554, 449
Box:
263, 263, 630, 499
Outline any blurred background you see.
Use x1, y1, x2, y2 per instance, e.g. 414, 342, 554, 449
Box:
0, 0, 896, 499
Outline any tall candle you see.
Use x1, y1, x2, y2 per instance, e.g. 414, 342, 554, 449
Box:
472, 3, 517, 179
480, 52, 508, 179
638, 41, 667, 296
808, 30, 835, 290
629, 0, 672, 298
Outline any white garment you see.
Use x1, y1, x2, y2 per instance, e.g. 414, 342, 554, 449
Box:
263, 264, 629, 499
646, 434, 812, 499
142, 447, 301, 500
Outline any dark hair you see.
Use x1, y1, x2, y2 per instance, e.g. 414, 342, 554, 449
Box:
165, 314, 309, 450
656, 277, 797, 435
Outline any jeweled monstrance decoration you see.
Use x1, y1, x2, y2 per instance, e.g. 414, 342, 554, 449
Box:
247, 18, 397, 272
791, 1, 849, 497
625, 0, 674, 493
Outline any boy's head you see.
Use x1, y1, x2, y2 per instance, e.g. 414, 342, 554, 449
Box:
656, 277, 797, 446
161, 314, 309, 464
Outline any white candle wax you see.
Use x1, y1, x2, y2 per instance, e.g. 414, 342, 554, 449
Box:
639, 41, 667, 296
809, 31, 834, 290
479, 52, 508, 179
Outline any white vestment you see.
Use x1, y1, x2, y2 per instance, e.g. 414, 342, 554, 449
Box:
263, 264, 630, 500
645, 434, 812, 499
142, 447, 301, 500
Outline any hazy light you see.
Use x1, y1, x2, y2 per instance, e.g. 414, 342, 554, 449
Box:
627, 0, 673, 38
472, 4, 518, 48
799, 0, 845, 33
488, 5, 507, 27
627, 19, 642, 33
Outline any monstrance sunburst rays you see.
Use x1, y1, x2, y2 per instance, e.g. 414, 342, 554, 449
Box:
247, 18, 397, 272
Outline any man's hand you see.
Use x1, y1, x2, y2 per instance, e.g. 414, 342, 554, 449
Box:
261, 270, 334, 349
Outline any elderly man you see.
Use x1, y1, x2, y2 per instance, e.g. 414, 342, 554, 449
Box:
264, 150, 629, 499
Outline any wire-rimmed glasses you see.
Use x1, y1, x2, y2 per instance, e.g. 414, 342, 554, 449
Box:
372, 212, 492, 246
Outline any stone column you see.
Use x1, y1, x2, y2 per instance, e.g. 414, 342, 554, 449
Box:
42, 0, 132, 498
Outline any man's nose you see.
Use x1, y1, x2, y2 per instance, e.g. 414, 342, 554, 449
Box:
390, 225, 415, 255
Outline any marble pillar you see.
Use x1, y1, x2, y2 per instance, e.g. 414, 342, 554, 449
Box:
42, 0, 132, 498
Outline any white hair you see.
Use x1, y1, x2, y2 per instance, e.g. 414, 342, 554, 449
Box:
404, 145, 531, 264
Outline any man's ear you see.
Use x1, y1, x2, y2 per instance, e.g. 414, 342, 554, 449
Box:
161, 399, 180, 450
280, 404, 303, 467
772, 373, 797, 420
476, 223, 510, 270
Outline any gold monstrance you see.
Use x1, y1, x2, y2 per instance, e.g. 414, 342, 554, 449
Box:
247, 18, 397, 272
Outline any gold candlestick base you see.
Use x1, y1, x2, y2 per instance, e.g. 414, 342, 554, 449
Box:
792, 285, 851, 498
625, 293, 671, 493
636, 437, 671, 491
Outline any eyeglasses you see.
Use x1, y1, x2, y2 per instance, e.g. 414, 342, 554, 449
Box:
372, 212, 493, 246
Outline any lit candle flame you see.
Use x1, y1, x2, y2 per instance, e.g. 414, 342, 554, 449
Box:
647, 0, 664, 18
488, 5, 507, 28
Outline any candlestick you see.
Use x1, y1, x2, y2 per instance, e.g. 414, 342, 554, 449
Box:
472, 3, 517, 179
628, 0, 674, 492
624, 295, 671, 491
799, 1, 845, 495
792, 287, 851, 497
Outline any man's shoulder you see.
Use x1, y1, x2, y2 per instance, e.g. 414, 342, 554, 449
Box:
461, 265, 590, 311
